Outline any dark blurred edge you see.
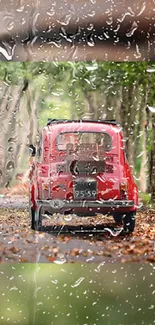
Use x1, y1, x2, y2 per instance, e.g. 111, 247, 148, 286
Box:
0, 0, 155, 61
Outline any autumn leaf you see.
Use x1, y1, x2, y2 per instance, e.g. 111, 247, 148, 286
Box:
48, 256, 55, 262
8, 246, 20, 254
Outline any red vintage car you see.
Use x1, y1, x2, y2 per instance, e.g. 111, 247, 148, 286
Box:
29, 119, 138, 233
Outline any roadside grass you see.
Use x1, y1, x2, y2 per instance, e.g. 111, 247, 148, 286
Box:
139, 192, 151, 205
138, 192, 155, 209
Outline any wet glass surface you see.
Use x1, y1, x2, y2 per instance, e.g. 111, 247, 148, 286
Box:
0, 1, 154, 61
0, 2, 155, 323
0, 263, 155, 325
0, 61, 155, 264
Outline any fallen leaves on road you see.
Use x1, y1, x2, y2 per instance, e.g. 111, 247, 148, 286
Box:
0, 204, 155, 263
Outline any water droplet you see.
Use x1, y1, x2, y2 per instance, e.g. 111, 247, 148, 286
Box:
6, 160, 14, 173
57, 14, 72, 26
51, 89, 64, 96
87, 34, 95, 47
117, 8, 135, 23
106, 17, 113, 26
64, 215, 72, 222
16, 6, 25, 12
126, 21, 138, 37
71, 277, 85, 288
135, 44, 141, 58
8, 146, 14, 153
84, 78, 91, 84
95, 262, 105, 273
0, 44, 15, 61
7, 21, 14, 31
51, 279, 58, 284
137, 202, 143, 209
92, 155, 99, 161
88, 11, 95, 17
32, 12, 40, 34
47, 9, 55, 17
146, 68, 155, 73
54, 254, 66, 264
147, 105, 155, 113
103, 32, 110, 39
104, 227, 123, 236
137, 2, 146, 16
137, 151, 145, 158
114, 24, 121, 32
87, 23, 94, 31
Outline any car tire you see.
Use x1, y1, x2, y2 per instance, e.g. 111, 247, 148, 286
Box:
30, 206, 42, 231
113, 213, 123, 224
122, 211, 136, 233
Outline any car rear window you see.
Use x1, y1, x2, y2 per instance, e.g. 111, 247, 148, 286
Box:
57, 132, 112, 152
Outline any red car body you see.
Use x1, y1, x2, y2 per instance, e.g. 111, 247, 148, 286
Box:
29, 119, 138, 232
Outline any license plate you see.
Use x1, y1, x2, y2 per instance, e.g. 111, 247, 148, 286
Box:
73, 179, 97, 199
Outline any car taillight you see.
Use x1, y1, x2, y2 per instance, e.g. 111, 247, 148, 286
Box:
42, 183, 50, 199
120, 183, 128, 199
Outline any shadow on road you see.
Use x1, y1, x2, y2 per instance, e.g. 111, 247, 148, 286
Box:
40, 223, 125, 240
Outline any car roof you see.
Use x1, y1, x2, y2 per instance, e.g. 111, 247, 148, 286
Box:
45, 119, 121, 134
47, 119, 117, 126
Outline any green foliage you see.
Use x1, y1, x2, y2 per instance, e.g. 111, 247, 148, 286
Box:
139, 192, 151, 205
39, 99, 71, 127
1, 61, 155, 184
0, 61, 152, 96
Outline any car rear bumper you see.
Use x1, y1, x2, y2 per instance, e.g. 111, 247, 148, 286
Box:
37, 199, 134, 211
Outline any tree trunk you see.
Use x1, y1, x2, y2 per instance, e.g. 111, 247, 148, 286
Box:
137, 89, 147, 192
151, 113, 155, 202
145, 68, 152, 193
114, 86, 122, 124
25, 84, 34, 145
129, 84, 139, 170
120, 85, 135, 170
84, 92, 96, 119
133, 88, 143, 163
120, 86, 128, 139
0, 85, 23, 187
139, 121, 147, 193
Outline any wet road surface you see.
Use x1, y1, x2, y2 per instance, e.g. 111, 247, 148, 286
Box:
0, 196, 155, 263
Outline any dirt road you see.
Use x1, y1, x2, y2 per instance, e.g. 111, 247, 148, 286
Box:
0, 196, 155, 263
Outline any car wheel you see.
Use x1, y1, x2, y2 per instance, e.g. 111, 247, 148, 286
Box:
113, 213, 123, 224
122, 212, 136, 233
30, 206, 42, 231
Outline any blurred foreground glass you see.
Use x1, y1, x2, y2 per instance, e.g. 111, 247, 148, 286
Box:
0, 263, 155, 325
0, 0, 155, 61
